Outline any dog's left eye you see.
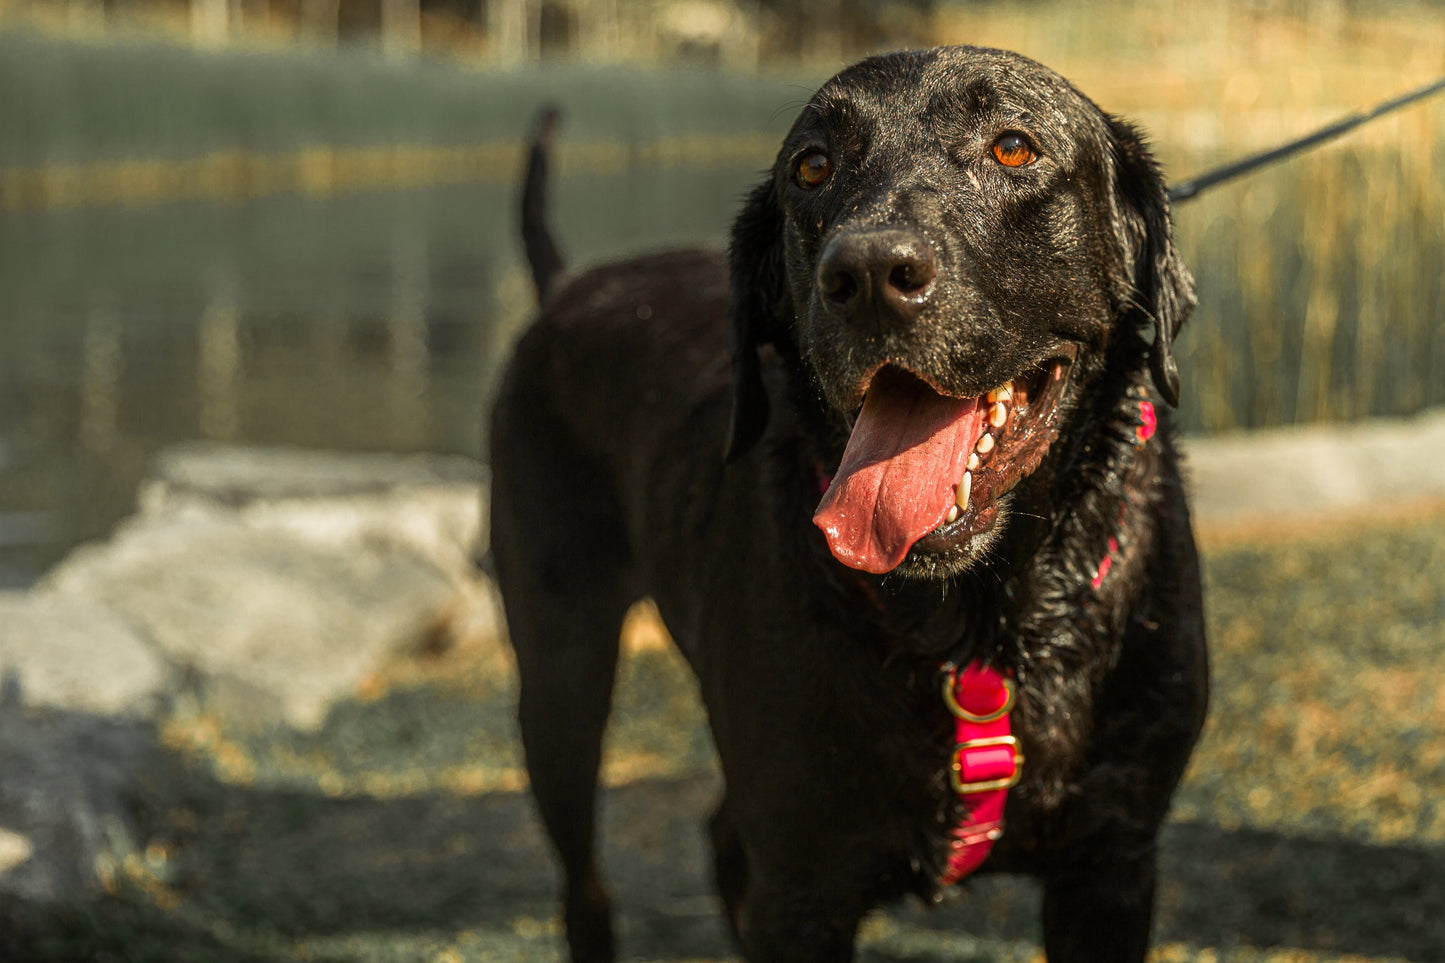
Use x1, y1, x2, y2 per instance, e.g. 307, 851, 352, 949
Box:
795, 151, 833, 188
991, 133, 1037, 168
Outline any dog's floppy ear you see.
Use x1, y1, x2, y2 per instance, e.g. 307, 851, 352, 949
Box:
1108, 118, 1196, 407
724, 178, 789, 461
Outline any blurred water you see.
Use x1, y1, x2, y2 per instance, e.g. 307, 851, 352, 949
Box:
3, 34, 1443, 587
0, 165, 764, 585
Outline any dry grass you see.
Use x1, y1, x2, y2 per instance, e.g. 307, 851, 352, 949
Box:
30, 515, 1434, 962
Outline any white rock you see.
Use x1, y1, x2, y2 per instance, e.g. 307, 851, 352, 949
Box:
0, 827, 34, 875
43, 514, 457, 731
34, 444, 497, 731
0, 592, 167, 717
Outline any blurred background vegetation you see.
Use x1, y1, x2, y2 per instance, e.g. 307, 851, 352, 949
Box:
1, 0, 1443, 585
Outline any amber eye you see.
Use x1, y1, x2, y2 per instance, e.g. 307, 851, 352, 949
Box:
795, 151, 833, 188
991, 132, 1037, 168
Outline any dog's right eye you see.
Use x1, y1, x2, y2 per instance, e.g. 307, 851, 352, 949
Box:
795, 152, 833, 189
991, 132, 1037, 168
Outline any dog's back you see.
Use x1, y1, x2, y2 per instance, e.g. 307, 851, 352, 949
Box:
491, 255, 727, 599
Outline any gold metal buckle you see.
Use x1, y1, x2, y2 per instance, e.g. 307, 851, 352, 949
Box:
949, 736, 1025, 794
941, 665, 1016, 723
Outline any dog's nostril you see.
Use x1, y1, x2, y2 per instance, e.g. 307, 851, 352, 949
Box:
885, 241, 937, 298
888, 261, 932, 295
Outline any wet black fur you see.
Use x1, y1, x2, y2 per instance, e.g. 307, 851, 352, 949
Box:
519, 105, 566, 302
490, 47, 1209, 962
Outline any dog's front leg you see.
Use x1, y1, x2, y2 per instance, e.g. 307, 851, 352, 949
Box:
1039, 854, 1157, 962
733, 873, 863, 963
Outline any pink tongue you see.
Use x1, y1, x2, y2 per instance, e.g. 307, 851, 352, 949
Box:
813, 370, 984, 574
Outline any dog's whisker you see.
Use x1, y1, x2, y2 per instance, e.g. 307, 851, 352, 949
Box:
771, 97, 813, 125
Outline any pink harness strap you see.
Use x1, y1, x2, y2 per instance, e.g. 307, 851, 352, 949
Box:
813, 393, 1157, 885
938, 661, 1022, 886
936, 396, 1151, 882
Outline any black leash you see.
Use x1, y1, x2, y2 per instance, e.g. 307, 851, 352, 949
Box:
1168, 75, 1445, 204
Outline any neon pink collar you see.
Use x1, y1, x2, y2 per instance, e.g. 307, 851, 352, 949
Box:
938, 661, 1022, 886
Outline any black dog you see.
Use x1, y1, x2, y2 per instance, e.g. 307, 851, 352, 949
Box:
490, 46, 1208, 962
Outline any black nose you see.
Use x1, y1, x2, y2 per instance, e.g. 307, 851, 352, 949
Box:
816, 229, 937, 327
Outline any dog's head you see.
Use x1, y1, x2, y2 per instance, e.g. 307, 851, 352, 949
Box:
725, 46, 1194, 579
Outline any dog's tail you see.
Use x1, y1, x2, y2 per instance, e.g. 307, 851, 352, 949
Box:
519, 106, 566, 303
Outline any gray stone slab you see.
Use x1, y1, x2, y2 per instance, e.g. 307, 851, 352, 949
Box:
30, 445, 496, 732
145, 441, 485, 503
0, 592, 168, 718
43, 514, 461, 731
0, 702, 166, 904
1182, 408, 1445, 528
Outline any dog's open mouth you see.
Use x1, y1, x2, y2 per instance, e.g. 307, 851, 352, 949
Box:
813, 349, 1076, 574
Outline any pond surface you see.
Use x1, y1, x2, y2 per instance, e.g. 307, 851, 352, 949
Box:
0, 165, 762, 585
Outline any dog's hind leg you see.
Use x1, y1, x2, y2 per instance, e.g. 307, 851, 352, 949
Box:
491, 408, 635, 963
708, 798, 748, 949
513, 587, 629, 963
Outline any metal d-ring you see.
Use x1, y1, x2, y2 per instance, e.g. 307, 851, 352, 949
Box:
941, 663, 1016, 723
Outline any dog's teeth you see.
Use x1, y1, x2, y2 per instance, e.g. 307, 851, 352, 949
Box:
988, 402, 1008, 428
967, 452, 980, 471
946, 504, 960, 524
976, 433, 995, 455
986, 385, 1013, 404
955, 472, 972, 511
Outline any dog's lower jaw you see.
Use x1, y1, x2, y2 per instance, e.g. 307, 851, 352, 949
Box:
891, 500, 1010, 580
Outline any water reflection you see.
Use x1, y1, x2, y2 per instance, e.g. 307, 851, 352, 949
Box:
80, 300, 122, 456
0, 166, 762, 585
197, 272, 241, 441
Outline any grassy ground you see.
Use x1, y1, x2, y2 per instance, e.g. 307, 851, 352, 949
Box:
7, 512, 1444, 962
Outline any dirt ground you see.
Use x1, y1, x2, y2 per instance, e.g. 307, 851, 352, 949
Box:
7, 512, 1445, 963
